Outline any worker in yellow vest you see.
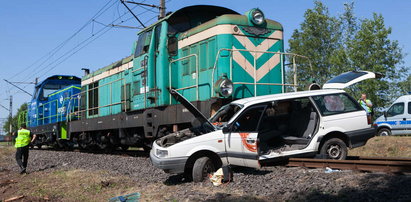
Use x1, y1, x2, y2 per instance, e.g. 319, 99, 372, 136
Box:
15, 124, 36, 174
358, 93, 373, 123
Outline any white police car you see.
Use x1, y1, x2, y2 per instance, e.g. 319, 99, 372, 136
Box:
151, 71, 378, 182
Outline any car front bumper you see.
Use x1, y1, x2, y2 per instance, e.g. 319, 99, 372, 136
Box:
346, 127, 376, 148
150, 149, 188, 174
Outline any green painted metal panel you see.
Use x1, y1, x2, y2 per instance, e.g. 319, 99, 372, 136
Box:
61, 123, 67, 139
83, 8, 287, 119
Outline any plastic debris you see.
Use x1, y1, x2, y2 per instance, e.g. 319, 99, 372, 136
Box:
109, 192, 140, 202
325, 167, 341, 173
209, 168, 224, 186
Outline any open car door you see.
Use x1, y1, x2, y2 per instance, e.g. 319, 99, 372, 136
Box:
323, 71, 383, 89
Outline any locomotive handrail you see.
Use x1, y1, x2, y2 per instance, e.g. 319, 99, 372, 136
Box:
211, 49, 312, 96
169, 54, 199, 104
35, 97, 71, 125
66, 77, 127, 121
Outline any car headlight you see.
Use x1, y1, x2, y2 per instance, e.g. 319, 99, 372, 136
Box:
156, 149, 168, 157
247, 8, 265, 26
214, 78, 233, 98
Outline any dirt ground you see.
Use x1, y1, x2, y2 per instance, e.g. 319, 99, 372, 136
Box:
0, 136, 410, 202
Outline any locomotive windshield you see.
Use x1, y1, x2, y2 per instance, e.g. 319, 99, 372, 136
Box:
42, 84, 70, 97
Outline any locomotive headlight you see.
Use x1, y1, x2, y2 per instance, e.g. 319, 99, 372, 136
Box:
247, 8, 265, 26
252, 10, 265, 25
215, 77, 233, 98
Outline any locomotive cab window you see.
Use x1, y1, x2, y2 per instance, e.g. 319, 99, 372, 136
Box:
88, 82, 99, 116
135, 30, 152, 57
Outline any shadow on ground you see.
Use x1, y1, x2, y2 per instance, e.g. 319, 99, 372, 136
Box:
289, 173, 411, 201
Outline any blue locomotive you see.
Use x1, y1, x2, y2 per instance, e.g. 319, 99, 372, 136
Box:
23, 75, 81, 148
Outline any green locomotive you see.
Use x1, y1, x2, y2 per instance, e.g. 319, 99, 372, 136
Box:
24, 5, 305, 150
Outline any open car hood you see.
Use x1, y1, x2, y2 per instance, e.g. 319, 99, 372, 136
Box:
323, 71, 383, 89
168, 89, 216, 130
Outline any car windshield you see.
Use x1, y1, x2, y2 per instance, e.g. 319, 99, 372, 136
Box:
209, 104, 243, 127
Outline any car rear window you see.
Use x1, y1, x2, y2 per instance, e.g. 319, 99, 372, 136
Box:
325, 71, 368, 84
312, 93, 362, 116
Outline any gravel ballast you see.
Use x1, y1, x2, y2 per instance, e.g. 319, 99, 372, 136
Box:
3, 149, 410, 201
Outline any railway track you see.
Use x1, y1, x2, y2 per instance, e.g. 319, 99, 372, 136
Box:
27, 146, 411, 173
287, 156, 411, 173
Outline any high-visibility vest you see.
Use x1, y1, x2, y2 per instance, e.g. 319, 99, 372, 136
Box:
15, 129, 31, 148
358, 99, 372, 113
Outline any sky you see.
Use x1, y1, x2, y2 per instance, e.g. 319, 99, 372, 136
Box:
0, 0, 410, 119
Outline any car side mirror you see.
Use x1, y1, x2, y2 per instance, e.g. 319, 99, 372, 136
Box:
383, 111, 388, 119
222, 126, 230, 134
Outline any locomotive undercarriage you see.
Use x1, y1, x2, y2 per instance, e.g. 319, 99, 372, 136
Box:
29, 123, 68, 149
66, 99, 225, 151
27, 99, 227, 152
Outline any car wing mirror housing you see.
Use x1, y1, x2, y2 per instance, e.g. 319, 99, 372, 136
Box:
222, 126, 230, 134
383, 111, 388, 120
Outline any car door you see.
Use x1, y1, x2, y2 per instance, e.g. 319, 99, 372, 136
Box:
385, 102, 405, 135
225, 104, 265, 168
322, 71, 383, 89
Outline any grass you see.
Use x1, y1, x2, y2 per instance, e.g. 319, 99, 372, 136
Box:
9, 169, 138, 201
0, 142, 13, 146
349, 136, 411, 157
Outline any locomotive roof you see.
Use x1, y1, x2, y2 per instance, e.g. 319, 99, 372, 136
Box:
82, 55, 133, 80
35, 75, 81, 87
138, 5, 283, 36
138, 5, 239, 34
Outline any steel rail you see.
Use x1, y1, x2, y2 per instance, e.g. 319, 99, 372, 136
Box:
287, 156, 411, 173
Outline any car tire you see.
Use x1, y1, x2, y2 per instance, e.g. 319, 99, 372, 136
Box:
320, 138, 347, 160
192, 157, 215, 182
377, 128, 391, 136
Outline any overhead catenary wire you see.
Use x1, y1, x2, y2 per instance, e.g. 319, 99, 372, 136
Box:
6, 0, 118, 82
1, 0, 119, 101
34, 5, 158, 80
1, 0, 170, 109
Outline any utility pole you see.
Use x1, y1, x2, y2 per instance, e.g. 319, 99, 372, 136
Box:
121, 0, 166, 21
9, 95, 12, 136
159, 0, 165, 18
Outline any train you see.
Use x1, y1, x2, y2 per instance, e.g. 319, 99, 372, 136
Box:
19, 5, 306, 151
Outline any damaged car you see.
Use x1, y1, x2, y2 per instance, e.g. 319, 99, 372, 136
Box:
150, 71, 379, 182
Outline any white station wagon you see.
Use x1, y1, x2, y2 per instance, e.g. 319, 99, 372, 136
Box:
150, 71, 378, 182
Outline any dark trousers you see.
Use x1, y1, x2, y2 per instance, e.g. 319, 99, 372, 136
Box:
15, 146, 29, 170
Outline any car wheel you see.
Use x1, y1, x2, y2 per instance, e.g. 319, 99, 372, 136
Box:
377, 128, 391, 136
192, 157, 215, 182
320, 138, 347, 160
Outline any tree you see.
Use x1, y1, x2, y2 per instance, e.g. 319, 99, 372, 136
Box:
2, 103, 27, 136
346, 13, 406, 108
288, 1, 406, 108
397, 75, 411, 95
288, 1, 341, 87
